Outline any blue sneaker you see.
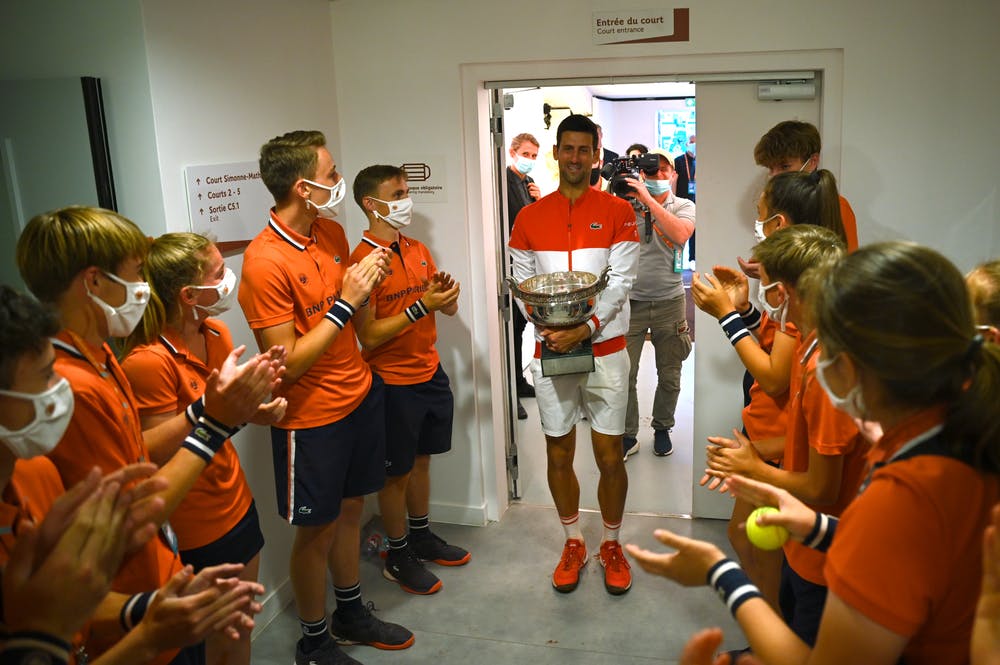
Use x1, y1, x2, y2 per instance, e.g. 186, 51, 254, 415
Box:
622, 436, 639, 461
653, 430, 673, 457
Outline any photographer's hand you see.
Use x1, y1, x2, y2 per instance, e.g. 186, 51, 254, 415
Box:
622, 177, 654, 206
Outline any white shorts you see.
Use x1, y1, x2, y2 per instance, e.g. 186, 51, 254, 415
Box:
530, 348, 629, 438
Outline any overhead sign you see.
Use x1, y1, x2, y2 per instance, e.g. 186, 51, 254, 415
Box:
592, 8, 690, 45
184, 160, 271, 243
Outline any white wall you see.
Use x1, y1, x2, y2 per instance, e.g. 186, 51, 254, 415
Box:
138, 0, 344, 630
0, 0, 166, 232
329, 0, 1000, 521
3, 0, 999, 626
599, 97, 693, 158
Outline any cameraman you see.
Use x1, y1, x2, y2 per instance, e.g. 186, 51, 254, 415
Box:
621, 149, 695, 458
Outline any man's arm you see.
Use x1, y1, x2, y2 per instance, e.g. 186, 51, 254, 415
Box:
625, 178, 695, 247
254, 251, 388, 383
586, 204, 639, 337
355, 272, 460, 350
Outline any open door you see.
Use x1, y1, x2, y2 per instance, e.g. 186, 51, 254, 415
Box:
690, 79, 819, 518
485, 72, 825, 519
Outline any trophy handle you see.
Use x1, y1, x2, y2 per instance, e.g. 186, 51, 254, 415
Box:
503, 275, 522, 299
597, 265, 611, 289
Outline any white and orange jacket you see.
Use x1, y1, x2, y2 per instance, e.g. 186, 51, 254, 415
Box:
509, 187, 639, 357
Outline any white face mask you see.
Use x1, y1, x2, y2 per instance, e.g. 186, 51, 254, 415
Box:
815, 353, 867, 420
371, 196, 414, 229
189, 267, 238, 319
87, 271, 150, 338
0, 378, 75, 458
754, 214, 779, 244
756, 280, 788, 331
303, 177, 346, 215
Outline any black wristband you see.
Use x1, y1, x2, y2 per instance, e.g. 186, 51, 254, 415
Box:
707, 559, 762, 616
719, 311, 752, 346
182, 414, 237, 463
185, 395, 205, 426
325, 298, 356, 330
803, 512, 838, 552
405, 299, 429, 323
739, 302, 762, 331
120, 590, 157, 632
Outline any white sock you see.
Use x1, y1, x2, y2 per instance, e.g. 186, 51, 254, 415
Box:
561, 513, 583, 542
602, 520, 621, 544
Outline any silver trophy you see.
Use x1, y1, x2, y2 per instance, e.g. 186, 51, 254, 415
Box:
504, 267, 610, 375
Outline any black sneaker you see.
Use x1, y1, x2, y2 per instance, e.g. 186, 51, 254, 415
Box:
622, 435, 639, 461
653, 429, 673, 456
410, 529, 471, 566
329, 603, 415, 650
383, 544, 442, 594
295, 637, 361, 665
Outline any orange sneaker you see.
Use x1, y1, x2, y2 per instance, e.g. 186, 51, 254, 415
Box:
598, 540, 631, 595
552, 538, 587, 593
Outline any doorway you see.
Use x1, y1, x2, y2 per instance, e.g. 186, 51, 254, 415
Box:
498, 81, 700, 516
462, 52, 842, 522
481, 70, 827, 521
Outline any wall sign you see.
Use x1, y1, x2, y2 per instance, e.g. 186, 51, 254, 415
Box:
184, 160, 271, 245
392, 154, 447, 203
592, 7, 690, 45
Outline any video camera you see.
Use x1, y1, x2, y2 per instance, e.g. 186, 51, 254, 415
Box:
600, 153, 661, 198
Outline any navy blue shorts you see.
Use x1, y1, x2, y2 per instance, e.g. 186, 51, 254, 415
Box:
384, 365, 454, 477
778, 558, 827, 647
179, 501, 264, 572
271, 374, 387, 525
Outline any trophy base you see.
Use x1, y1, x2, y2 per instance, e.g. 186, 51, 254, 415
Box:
540, 339, 595, 377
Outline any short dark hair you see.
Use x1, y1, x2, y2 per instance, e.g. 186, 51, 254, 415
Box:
754, 120, 821, 168
259, 130, 326, 203
556, 114, 598, 150
625, 143, 649, 155
0, 286, 60, 389
353, 165, 406, 210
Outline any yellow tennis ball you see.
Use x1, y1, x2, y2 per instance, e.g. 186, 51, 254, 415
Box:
746, 506, 789, 550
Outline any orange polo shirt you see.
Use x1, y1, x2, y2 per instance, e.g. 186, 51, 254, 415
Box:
826, 408, 999, 664
840, 195, 858, 251
780, 331, 867, 586
239, 211, 372, 428
742, 314, 799, 442
351, 232, 440, 385
0, 457, 64, 567
49, 330, 181, 665
121, 319, 254, 551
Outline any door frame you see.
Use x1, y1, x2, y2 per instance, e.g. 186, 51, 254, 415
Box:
459, 49, 844, 521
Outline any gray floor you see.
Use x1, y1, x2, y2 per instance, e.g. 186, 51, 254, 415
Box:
251, 504, 744, 664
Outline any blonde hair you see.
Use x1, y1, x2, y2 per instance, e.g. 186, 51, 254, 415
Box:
121, 233, 214, 356
752, 224, 846, 290
16, 206, 148, 303
510, 133, 539, 152
968, 259, 1000, 327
